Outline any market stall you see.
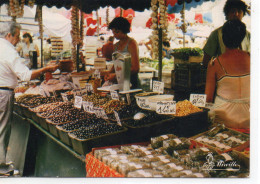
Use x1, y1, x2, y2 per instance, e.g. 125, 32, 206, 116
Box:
0, 0, 250, 178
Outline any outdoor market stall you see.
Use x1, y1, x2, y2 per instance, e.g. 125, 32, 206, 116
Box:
0, 0, 250, 178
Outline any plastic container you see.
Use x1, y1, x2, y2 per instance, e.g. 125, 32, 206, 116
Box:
68, 127, 128, 155
36, 113, 50, 131
56, 125, 75, 146
172, 108, 210, 138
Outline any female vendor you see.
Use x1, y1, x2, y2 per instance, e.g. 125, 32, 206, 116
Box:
103, 17, 140, 89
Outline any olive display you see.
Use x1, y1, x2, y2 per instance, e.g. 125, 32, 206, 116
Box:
71, 123, 124, 140
82, 93, 110, 106
31, 102, 64, 113
99, 100, 127, 114
57, 116, 103, 132
111, 103, 141, 120
15, 94, 41, 104
38, 102, 74, 118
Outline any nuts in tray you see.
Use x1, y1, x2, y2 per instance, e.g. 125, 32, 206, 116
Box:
175, 100, 203, 117
31, 102, 64, 112
70, 123, 124, 140
15, 94, 41, 104
38, 102, 74, 118
48, 109, 89, 124
82, 93, 109, 106
99, 100, 127, 114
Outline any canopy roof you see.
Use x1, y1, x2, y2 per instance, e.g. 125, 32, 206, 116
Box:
0, 0, 152, 13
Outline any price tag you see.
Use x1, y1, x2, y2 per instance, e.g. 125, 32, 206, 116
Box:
93, 69, 101, 79
82, 101, 94, 113
126, 93, 131, 105
110, 91, 119, 100
39, 86, 46, 97
114, 111, 122, 126
136, 98, 151, 109
72, 76, 81, 88
153, 81, 164, 94
190, 94, 207, 107
156, 101, 176, 114
74, 96, 83, 109
94, 107, 108, 119
86, 83, 93, 93
61, 93, 68, 102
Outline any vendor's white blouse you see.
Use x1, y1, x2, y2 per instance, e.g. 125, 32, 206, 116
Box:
0, 38, 32, 89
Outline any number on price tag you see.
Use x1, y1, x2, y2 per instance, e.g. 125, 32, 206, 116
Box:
94, 108, 108, 119
153, 81, 164, 94
74, 96, 83, 109
190, 94, 207, 107
82, 101, 94, 113
156, 101, 176, 114
93, 69, 101, 79
61, 93, 68, 102
110, 91, 119, 100
114, 111, 122, 126
136, 98, 151, 109
86, 83, 93, 93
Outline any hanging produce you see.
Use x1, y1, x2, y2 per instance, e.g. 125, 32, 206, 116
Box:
150, 0, 169, 59
8, 0, 25, 18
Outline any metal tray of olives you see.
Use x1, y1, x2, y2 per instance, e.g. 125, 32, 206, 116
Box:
56, 125, 75, 146
35, 113, 50, 131
68, 126, 128, 155
46, 118, 72, 138
20, 104, 34, 119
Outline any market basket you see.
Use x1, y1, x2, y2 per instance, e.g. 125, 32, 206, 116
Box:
68, 127, 128, 155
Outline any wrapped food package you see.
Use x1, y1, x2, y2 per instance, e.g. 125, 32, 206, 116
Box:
163, 138, 191, 156
118, 161, 151, 176
151, 134, 177, 149
94, 148, 121, 160
127, 169, 164, 178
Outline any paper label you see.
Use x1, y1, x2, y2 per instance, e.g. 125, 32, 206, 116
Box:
93, 69, 101, 79
94, 107, 108, 119
85, 83, 93, 93
152, 81, 164, 94
82, 101, 94, 113
193, 173, 204, 177
221, 153, 233, 161
173, 138, 182, 145
114, 110, 122, 126
200, 148, 210, 152
181, 170, 193, 175
74, 96, 83, 108
126, 93, 131, 105
167, 163, 176, 168
110, 91, 119, 100
190, 94, 206, 107
61, 93, 68, 102
136, 98, 151, 109
156, 101, 176, 114
161, 159, 170, 164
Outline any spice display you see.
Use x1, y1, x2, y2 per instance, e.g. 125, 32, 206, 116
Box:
175, 100, 203, 116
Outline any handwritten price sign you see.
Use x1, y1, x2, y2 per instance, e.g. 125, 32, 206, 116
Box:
74, 96, 83, 109
82, 101, 94, 113
190, 94, 207, 107
61, 93, 68, 102
85, 83, 93, 93
94, 107, 108, 119
136, 98, 151, 110
153, 81, 164, 94
110, 91, 119, 100
114, 110, 122, 126
156, 101, 176, 114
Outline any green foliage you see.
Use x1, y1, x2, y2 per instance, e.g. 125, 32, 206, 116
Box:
171, 47, 203, 61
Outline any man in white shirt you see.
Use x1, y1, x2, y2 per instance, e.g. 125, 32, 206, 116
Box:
0, 22, 58, 174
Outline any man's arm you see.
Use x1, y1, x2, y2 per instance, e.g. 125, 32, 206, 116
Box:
30, 65, 59, 80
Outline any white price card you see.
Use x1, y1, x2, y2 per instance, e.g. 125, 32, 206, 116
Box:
110, 91, 119, 100
136, 98, 151, 110
190, 94, 207, 107
61, 93, 68, 102
39, 86, 46, 97
74, 96, 83, 109
153, 81, 164, 94
85, 83, 93, 93
82, 101, 94, 113
156, 101, 176, 114
93, 69, 101, 79
72, 76, 81, 88
126, 93, 131, 105
114, 111, 122, 126
94, 108, 108, 119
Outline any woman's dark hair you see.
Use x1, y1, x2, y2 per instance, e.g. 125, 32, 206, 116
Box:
23, 33, 33, 43
222, 19, 246, 49
108, 17, 130, 34
223, 0, 248, 20
163, 41, 170, 48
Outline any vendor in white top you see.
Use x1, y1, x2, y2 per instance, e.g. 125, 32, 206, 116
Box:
16, 32, 40, 68
0, 22, 58, 172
